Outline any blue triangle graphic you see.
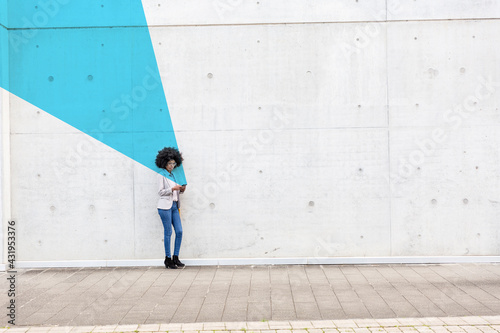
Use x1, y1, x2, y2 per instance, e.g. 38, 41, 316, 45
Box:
0, 0, 187, 184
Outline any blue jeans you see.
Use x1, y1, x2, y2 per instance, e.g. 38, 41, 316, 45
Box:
158, 201, 182, 257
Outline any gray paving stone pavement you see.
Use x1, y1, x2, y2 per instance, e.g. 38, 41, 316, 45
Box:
0, 316, 499, 333
0, 264, 499, 329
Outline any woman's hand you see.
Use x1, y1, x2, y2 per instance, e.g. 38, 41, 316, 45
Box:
172, 185, 183, 191
180, 185, 187, 193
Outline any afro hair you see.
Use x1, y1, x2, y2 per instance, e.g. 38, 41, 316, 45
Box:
155, 147, 183, 169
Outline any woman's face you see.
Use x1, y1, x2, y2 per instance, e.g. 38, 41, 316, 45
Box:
166, 159, 176, 173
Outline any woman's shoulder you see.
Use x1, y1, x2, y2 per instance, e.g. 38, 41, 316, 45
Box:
158, 173, 169, 183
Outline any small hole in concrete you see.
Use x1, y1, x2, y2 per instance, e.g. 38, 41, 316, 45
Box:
207, 73, 213, 78
463, 198, 469, 204
103, 173, 107, 176
309, 201, 314, 207
431, 199, 437, 204
209, 203, 215, 209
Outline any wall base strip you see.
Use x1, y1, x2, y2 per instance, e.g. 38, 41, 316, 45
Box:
6, 256, 500, 270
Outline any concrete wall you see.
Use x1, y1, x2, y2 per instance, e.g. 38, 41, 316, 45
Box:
3, 1, 500, 266
1, 9, 9, 268
0, 89, 4, 268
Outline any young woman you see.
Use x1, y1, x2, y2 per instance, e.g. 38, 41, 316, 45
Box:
155, 147, 187, 269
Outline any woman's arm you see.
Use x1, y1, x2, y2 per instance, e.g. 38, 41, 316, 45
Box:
158, 174, 173, 196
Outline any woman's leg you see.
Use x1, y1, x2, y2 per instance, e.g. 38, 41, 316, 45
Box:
158, 208, 173, 257
171, 202, 183, 256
